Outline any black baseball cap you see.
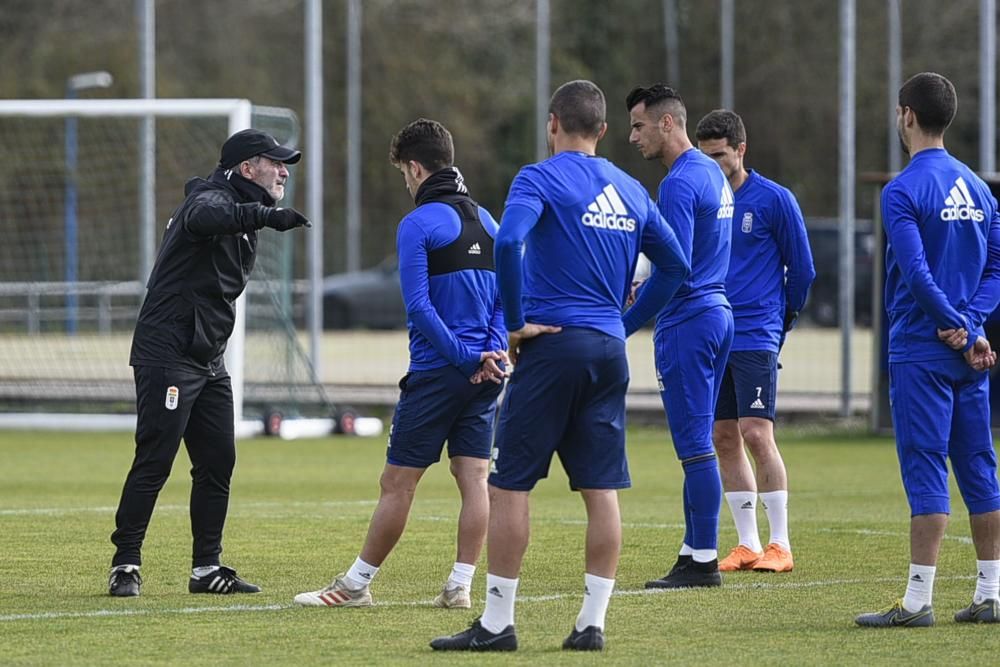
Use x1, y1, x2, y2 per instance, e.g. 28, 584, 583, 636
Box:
219, 128, 302, 168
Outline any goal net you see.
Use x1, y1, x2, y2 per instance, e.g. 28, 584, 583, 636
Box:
0, 99, 332, 435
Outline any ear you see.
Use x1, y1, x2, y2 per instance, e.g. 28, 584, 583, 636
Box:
902, 106, 916, 129
548, 113, 559, 137
736, 142, 747, 159
659, 112, 674, 133
595, 122, 608, 142
406, 160, 423, 180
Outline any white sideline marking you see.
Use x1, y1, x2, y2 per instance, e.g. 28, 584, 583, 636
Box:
0, 500, 380, 517
414, 515, 687, 530
821, 527, 974, 545
0, 575, 974, 624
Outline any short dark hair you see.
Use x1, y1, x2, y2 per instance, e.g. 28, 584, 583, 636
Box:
695, 109, 746, 148
389, 118, 454, 171
625, 84, 687, 127
549, 80, 606, 138
898, 72, 957, 136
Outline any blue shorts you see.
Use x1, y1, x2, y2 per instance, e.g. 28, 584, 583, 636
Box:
715, 350, 778, 421
387, 366, 503, 468
655, 306, 734, 460
890, 358, 1000, 516
488, 327, 630, 492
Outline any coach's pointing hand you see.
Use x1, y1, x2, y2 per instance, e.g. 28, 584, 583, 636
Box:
266, 207, 312, 231
507, 323, 562, 365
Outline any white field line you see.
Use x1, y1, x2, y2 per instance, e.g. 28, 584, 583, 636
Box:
820, 527, 974, 545
0, 500, 381, 516
0, 575, 975, 624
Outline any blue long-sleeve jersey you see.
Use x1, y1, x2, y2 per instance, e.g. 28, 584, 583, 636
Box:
496, 151, 689, 339
653, 148, 733, 332
727, 170, 816, 352
397, 202, 506, 376
884, 147, 1000, 363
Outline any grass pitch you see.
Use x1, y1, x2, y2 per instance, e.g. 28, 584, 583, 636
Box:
1, 427, 997, 665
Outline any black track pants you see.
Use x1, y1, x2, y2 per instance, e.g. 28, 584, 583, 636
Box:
111, 365, 236, 568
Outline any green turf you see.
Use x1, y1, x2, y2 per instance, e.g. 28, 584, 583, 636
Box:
1, 428, 996, 665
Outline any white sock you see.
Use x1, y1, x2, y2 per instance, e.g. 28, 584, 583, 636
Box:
576, 573, 615, 631
759, 490, 790, 551
974, 559, 1000, 603
725, 491, 763, 552
448, 562, 476, 589
192, 565, 219, 578
344, 556, 378, 590
678, 543, 693, 556
112, 564, 139, 573
902, 563, 936, 612
691, 548, 718, 563
480, 573, 518, 633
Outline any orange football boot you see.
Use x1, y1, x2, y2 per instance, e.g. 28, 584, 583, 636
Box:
751, 543, 794, 572
718, 545, 763, 571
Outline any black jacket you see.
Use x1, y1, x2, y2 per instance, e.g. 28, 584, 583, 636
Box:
130, 168, 274, 375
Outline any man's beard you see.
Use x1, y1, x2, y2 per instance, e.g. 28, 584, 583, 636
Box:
896, 127, 910, 157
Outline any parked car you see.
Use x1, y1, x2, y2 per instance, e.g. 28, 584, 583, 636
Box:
801, 217, 874, 327
322, 257, 406, 329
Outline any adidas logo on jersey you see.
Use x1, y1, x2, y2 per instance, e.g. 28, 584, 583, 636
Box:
718, 183, 734, 219
468, 242, 482, 255
581, 184, 637, 232
941, 176, 984, 222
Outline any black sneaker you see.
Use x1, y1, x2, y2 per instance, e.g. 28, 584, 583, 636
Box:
188, 566, 261, 594
645, 558, 722, 589
954, 599, 1000, 623
108, 566, 141, 597
562, 625, 604, 651
665, 554, 692, 576
429, 619, 518, 651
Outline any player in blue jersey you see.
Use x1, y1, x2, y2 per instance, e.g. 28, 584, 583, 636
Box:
430, 80, 689, 652
695, 109, 815, 574
626, 84, 734, 589
855, 73, 1000, 628
295, 119, 508, 610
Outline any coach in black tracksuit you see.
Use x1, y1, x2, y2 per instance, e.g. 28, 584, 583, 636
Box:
108, 129, 310, 597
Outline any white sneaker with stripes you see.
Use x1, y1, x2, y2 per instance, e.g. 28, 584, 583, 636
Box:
294, 575, 373, 607
433, 583, 471, 608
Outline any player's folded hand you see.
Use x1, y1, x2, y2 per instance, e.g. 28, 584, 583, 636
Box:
937, 327, 968, 351
963, 336, 997, 372
470, 351, 508, 385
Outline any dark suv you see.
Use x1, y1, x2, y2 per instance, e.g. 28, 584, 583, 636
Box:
801, 217, 875, 327
322, 257, 406, 330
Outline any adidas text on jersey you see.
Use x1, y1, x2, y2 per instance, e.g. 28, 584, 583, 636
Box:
581, 184, 637, 232
940, 176, 985, 222
718, 183, 734, 219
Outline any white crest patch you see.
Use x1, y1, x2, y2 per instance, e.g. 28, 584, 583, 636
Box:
741, 211, 753, 233
165, 386, 179, 411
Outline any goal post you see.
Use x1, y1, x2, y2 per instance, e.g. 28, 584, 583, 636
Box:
0, 98, 326, 436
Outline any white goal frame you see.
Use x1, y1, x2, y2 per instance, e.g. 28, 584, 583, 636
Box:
0, 99, 258, 435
